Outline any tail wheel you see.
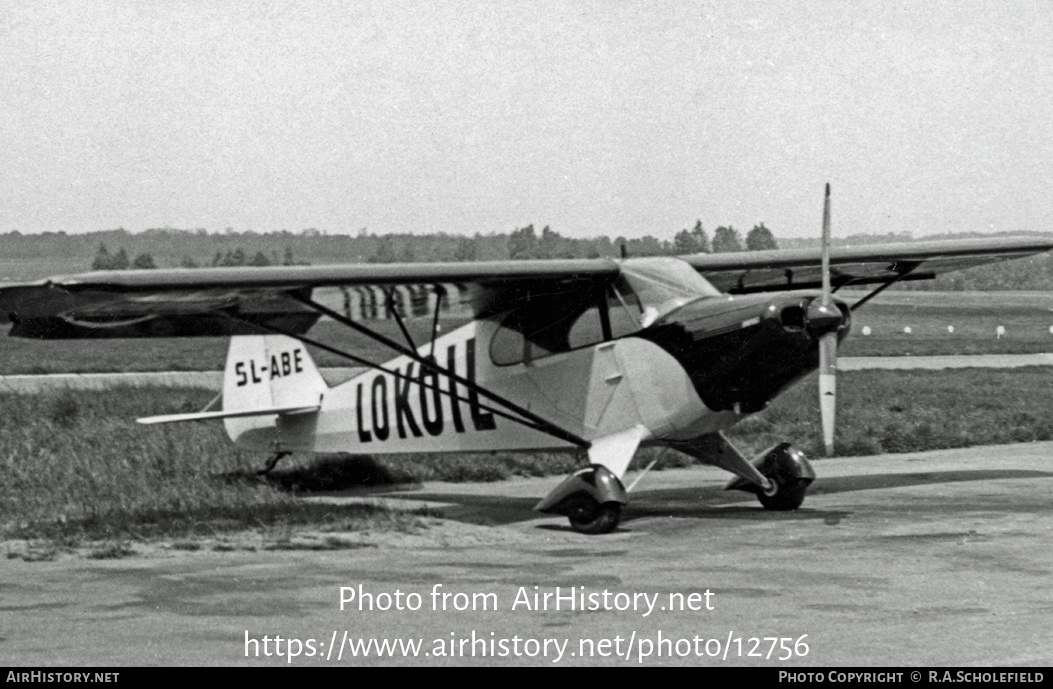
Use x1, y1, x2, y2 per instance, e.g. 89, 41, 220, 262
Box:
758, 479, 808, 511
564, 495, 621, 535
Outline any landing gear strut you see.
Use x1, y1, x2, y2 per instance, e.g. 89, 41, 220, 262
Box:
676, 434, 815, 511
257, 451, 290, 476
726, 442, 815, 511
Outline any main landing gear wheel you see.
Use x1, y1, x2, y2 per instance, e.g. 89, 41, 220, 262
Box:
535, 465, 628, 535
723, 442, 815, 512
753, 443, 814, 511
564, 495, 621, 535
758, 479, 809, 511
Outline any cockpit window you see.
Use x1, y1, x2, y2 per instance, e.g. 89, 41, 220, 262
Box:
489, 258, 720, 366
490, 286, 604, 366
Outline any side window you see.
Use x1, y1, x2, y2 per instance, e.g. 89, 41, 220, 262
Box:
490, 282, 648, 366
488, 290, 598, 366
568, 306, 604, 349
489, 318, 526, 366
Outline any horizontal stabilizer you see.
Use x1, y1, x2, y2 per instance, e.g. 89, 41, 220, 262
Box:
136, 403, 320, 425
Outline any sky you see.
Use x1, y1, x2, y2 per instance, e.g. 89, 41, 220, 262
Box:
3, 0, 1052, 240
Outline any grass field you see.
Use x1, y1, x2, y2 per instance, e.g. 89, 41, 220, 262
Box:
0, 386, 433, 553
839, 290, 1053, 356
3, 366, 1051, 547
1, 291, 1051, 374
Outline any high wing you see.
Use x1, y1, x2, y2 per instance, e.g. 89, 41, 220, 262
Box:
0, 237, 1050, 336
685, 236, 1053, 294
0, 259, 618, 337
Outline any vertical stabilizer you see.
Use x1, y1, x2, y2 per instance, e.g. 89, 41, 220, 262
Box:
222, 335, 328, 446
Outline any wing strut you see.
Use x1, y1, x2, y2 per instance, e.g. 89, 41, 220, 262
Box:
289, 293, 591, 448
428, 285, 445, 358
848, 263, 919, 312
384, 287, 417, 351
225, 304, 591, 450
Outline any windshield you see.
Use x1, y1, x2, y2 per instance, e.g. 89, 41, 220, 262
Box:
618, 257, 721, 326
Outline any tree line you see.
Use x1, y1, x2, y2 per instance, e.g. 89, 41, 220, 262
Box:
78, 221, 779, 272
91, 243, 308, 270
504, 222, 776, 260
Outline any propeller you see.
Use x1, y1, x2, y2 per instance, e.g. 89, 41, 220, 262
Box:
818, 183, 837, 456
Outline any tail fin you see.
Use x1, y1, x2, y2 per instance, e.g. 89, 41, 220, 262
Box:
221, 335, 328, 448
222, 334, 327, 412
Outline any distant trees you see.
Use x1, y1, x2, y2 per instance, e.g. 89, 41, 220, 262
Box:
209, 246, 306, 267
368, 236, 397, 263
80, 220, 778, 271
90, 244, 112, 270
541, 225, 575, 258
712, 226, 743, 253
80, 221, 773, 270
453, 235, 477, 262
745, 223, 778, 251
673, 220, 710, 254
673, 221, 775, 254
248, 251, 270, 267
90, 242, 307, 270
131, 253, 157, 269
91, 243, 153, 270
212, 248, 245, 266
509, 224, 596, 259
508, 224, 539, 260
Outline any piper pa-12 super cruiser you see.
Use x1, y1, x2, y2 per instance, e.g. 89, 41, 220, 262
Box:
2, 187, 1050, 533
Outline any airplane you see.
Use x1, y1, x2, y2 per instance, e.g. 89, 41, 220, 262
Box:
1, 189, 1051, 534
